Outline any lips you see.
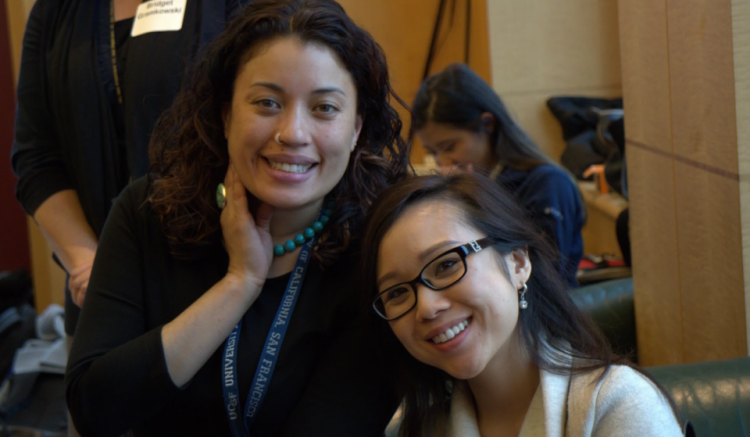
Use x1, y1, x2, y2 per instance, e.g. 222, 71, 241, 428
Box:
430, 319, 470, 344
262, 153, 318, 166
424, 317, 472, 343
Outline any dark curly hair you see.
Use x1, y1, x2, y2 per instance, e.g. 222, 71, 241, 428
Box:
148, 0, 410, 262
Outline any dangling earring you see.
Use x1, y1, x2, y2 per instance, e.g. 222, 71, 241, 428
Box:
518, 283, 529, 309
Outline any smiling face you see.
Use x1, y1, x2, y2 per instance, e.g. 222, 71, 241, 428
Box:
223, 37, 362, 211
417, 121, 494, 169
377, 199, 531, 380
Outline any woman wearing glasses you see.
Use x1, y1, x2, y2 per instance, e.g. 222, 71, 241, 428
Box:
65, 1, 407, 435
361, 173, 683, 437
412, 64, 584, 288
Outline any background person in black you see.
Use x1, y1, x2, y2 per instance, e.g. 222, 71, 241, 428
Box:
11, 0, 249, 337
66, 0, 409, 435
11, 1, 248, 435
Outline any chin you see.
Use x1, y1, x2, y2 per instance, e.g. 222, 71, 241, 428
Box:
429, 357, 486, 380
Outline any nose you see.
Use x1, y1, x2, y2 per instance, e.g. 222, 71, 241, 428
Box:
435, 152, 456, 168
276, 102, 312, 147
414, 283, 451, 322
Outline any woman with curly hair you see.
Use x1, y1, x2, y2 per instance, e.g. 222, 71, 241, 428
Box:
66, 1, 408, 435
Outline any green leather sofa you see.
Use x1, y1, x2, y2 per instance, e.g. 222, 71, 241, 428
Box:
569, 277, 638, 361
649, 357, 750, 437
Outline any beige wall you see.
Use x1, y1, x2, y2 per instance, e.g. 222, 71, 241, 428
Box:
486, 0, 622, 161
621, 0, 747, 366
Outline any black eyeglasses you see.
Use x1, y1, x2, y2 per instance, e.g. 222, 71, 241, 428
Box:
372, 237, 498, 321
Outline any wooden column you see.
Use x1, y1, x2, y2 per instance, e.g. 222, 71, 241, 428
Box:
620, 0, 748, 365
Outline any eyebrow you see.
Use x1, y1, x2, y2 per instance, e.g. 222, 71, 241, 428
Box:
376, 239, 461, 288
249, 82, 346, 96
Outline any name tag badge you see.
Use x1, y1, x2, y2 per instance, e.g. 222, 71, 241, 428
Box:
131, 0, 187, 37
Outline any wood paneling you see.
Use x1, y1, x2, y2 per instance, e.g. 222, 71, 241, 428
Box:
668, 0, 739, 173
486, 0, 622, 160
617, 0, 671, 152
621, 0, 748, 364
627, 146, 683, 365
674, 163, 745, 362
340, 0, 492, 165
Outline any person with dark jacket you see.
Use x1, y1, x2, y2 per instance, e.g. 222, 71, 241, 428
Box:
11, 2, 247, 435
411, 64, 584, 288
11, 0, 248, 337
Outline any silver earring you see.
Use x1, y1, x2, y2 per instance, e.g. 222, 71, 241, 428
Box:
275, 133, 282, 145
518, 283, 528, 309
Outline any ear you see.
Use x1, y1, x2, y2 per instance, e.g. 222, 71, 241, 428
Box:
222, 105, 231, 140
506, 248, 532, 290
479, 112, 496, 133
351, 115, 363, 152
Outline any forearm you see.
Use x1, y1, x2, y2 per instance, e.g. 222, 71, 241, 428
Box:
33, 189, 98, 272
161, 274, 262, 387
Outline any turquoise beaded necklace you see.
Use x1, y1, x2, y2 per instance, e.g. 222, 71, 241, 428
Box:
273, 201, 334, 256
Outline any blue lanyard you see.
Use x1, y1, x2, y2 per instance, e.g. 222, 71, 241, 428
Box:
222, 239, 314, 437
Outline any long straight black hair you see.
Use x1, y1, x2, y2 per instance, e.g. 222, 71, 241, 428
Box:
412, 63, 585, 221
359, 173, 679, 436
412, 63, 553, 169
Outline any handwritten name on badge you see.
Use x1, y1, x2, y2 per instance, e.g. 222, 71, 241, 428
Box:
131, 0, 187, 37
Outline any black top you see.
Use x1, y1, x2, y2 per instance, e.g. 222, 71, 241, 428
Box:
498, 165, 584, 288
11, 0, 243, 334
66, 177, 398, 436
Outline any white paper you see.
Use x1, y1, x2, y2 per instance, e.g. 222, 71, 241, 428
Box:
131, 0, 187, 37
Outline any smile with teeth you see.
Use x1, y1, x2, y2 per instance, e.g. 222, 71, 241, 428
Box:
267, 159, 313, 174
431, 319, 470, 344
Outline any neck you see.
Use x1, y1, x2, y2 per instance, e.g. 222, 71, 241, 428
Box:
262, 198, 324, 278
467, 334, 539, 434
268, 199, 325, 245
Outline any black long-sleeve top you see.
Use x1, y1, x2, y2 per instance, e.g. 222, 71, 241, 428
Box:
66, 177, 398, 436
11, 0, 244, 334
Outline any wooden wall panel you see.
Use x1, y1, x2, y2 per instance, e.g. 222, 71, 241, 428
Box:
486, 0, 622, 160
627, 146, 683, 365
621, 0, 748, 364
617, 0, 671, 153
667, 0, 746, 360
674, 163, 745, 362
618, 0, 684, 365
340, 0, 492, 165
668, 0, 739, 173
733, 0, 750, 352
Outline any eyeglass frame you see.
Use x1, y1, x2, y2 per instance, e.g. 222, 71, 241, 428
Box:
372, 236, 499, 321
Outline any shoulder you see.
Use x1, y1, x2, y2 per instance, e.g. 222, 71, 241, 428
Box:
524, 165, 576, 191
106, 175, 155, 230
569, 365, 682, 436
118, 175, 152, 208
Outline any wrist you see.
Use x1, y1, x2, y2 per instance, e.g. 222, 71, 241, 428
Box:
223, 271, 265, 300
67, 248, 97, 274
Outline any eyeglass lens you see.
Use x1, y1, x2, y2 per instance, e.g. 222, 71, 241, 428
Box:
375, 251, 466, 319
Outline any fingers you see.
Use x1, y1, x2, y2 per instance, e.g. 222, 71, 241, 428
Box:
73, 285, 87, 308
255, 203, 274, 233
229, 164, 249, 217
